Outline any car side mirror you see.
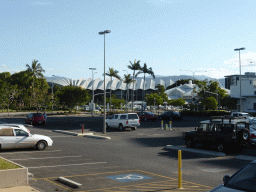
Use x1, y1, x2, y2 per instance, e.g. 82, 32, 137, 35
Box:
223, 175, 230, 185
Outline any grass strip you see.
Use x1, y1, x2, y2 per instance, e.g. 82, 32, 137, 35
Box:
0, 158, 20, 170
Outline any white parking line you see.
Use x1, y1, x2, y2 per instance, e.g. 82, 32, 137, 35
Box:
0, 150, 62, 155
27, 162, 107, 169
10, 155, 83, 161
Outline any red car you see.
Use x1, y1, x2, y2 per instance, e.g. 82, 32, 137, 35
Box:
138, 112, 157, 121
24, 113, 45, 125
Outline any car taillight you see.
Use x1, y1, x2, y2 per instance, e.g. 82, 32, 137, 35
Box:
126, 120, 128, 124
251, 134, 256, 138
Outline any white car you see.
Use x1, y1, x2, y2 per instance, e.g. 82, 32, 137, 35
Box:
106, 113, 140, 131
0, 124, 53, 150
230, 112, 254, 122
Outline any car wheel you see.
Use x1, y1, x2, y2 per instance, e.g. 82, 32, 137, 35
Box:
242, 129, 250, 141
144, 118, 147, 121
186, 138, 194, 148
132, 127, 137, 130
217, 143, 225, 152
37, 141, 47, 151
106, 123, 109, 130
119, 124, 124, 131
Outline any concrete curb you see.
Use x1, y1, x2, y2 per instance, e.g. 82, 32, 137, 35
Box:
52, 130, 93, 136
52, 130, 111, 139
57, 177, 82, 188
164, 145, 227, 157
83, 134, 111, 140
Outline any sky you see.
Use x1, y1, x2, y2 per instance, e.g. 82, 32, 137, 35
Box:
1, 0, 256, 80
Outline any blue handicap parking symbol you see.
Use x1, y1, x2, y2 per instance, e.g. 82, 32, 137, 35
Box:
107, 173, 152, 182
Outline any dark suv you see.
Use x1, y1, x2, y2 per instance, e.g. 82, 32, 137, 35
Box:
158, 111, 182, 121
183, 116, 251, 152
24, 113, 45, 125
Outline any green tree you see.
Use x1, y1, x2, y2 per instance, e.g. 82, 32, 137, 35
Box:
145, 93, 163, 106
202, 97, 218, 110
123, 74, 134, 105
26, 59, 45, 107
221, 96, 237, 110
106, 94, 125, 109
0, 72, 11, 80
168, 98, 186, 107
105, 67, 121, 111
128, 59, 141, 111
56, 86, 90, 112
155, 84, 168, 101
0, 82, 19, 114
136, 63, 155, 109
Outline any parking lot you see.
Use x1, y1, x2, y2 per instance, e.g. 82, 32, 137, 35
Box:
0, 114, 255, 191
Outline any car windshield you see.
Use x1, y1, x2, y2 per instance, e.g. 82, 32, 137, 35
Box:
225, 163, 256, 191
34, 113, 43, 117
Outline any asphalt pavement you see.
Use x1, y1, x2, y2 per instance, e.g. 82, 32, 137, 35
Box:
0, 114, 256, 191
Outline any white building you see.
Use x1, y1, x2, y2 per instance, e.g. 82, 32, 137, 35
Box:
225, 72, 256, 111
165, 80, 198, 103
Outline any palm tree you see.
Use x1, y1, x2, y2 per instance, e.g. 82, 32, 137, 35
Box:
136, 63, 155, 111
123, 74, 134, 110
26, 59, 45, 107
105, 67, 121, 111
128, 60, 141, 112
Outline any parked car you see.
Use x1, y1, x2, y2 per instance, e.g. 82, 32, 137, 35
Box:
231, 112, 254, 122
158, 111, 182, 121
24, 113, 46, 125
0, 125, 53, 150
209, 160, 256, 191
183, 116, 251, 152
138, 112, 157, 121
106, 113, 140, 131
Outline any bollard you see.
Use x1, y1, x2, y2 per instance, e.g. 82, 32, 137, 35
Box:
178, 150, 182, 188
165, 124, 168, 130
81, 124, 84, 134
169, 121, 172, 130
161, 120, 163, 129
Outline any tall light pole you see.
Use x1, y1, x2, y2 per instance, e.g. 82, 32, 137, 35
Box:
179, 70, 207, 107
234, 47, 245, 112
99, 30, 111, 134
51, 75, 55, 111
89, 68, 97, 116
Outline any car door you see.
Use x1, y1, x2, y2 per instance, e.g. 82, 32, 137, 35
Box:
195, 123, 209, 143
112, 115, 119, 128
0, 128, 16, 149
14, 129, 35, 148
107, 115, 114, 127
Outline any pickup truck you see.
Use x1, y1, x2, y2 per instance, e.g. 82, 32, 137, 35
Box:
105, 113, 140, 131
183, 116, 251, 152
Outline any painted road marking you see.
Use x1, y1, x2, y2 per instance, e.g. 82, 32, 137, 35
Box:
27, 162, 107, 169
9, 155, 83, 161
0, 149, 62, 155
107, 174, 152, 182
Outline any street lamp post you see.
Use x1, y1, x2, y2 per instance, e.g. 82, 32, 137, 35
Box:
51, 75, 55, 111
89, 68, 97, 117
99, 30, 111, 134
234, 47, 245, 112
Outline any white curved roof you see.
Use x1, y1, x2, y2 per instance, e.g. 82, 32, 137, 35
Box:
45, 76, 175, 91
